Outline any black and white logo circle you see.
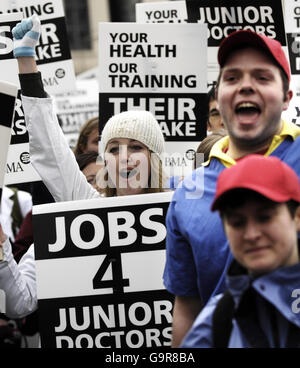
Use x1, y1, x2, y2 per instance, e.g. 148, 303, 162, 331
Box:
55, 68, 66, 78
185, 149, 195, 161
20, 152, 30, 164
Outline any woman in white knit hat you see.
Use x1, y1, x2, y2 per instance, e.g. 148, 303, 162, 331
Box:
97, 110, 167, 197
25, 105, 167, 202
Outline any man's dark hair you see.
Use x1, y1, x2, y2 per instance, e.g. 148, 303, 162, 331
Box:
207, 85, 216, 103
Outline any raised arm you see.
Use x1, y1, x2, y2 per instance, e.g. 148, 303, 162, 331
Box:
12, 16, 100, 202
17, 57, 38, 74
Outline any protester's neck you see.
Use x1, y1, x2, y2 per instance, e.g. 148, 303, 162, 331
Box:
227, 123, 283, 160
227, 140, 271, 160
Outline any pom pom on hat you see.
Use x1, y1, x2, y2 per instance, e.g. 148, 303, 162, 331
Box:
100, 110, 165, 156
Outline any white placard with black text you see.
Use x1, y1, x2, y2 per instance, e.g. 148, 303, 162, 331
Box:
185, 0, 287, 84
136, 1, 188, 23
33, 192, 174, 348
98, 22, 208, 177
284, 0, 300, 95
0, 0, 76, 184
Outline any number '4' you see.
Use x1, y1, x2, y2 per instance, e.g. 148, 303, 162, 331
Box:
93, 254, 130, 294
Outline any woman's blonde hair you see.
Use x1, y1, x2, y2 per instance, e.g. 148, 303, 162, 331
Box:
73, 117, 99, 157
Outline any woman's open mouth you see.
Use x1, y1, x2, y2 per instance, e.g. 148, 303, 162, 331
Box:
119, 169, 138, 179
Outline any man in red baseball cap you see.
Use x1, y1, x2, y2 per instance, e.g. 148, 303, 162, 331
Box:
215, 29, 293, 159
181, 154, 300, 348
164, 28, 300, 348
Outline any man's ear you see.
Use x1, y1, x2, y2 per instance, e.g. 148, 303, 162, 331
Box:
283, 89, 293, 110
295, 205, 300, 231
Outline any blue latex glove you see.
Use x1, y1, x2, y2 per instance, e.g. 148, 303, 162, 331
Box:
12, 14, 41, 58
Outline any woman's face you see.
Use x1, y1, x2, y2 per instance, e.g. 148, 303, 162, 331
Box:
224, 200, 300, 276
105, 138, 151, 196
82, 161, 103, 189
83, 128, 99, 153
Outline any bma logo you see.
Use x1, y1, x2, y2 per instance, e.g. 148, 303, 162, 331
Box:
185, 149, 195, 161
0, 289, 5, 314
55, 68, 66, 79
20, 152, 30, 165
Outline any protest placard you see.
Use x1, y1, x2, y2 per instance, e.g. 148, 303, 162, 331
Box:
0, 0, 76, 185
98, 22, 207, 178
284, 0, 300, 119
0, 0, 76, 93
0, 80, 18, 260
185, 0, 287, 84
136, 0, 188, 23
33, 192, 174, 348
0, 81, 18, 201
53, 79, 99, 148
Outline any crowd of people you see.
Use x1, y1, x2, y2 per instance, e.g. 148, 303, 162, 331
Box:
0, 14, 299, 348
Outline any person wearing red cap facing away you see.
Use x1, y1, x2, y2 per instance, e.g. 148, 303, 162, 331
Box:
164, 29, 300, 347
181, 155, 300, 348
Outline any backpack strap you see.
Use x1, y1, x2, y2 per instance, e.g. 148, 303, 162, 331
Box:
212, 290, 235, 348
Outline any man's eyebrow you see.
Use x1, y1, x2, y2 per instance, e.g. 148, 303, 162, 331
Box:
222, 68, 240, 73
223, 67, 274, 74
224, 209, 241, 217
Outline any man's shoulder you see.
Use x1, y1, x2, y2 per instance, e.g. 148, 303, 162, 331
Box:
279, 134, 300, 177
180, 159, 224, 189
172, 160, 224, 200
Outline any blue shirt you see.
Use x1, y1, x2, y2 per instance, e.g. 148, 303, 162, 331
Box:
181, 261, 300, 348
163, 121, 300, 305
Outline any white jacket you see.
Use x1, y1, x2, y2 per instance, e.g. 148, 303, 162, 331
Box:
23, 95, 100, 202
0, 240, 36, 318
0, 96, 100, 318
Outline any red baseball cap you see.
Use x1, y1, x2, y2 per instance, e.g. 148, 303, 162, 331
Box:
218, 30, 291, 83
211, 155, 300, 211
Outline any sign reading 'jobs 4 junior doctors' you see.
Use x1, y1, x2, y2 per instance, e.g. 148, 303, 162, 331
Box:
33, 192, 174, 348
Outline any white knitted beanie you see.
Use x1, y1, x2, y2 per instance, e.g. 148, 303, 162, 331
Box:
100, 110, 165, 155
